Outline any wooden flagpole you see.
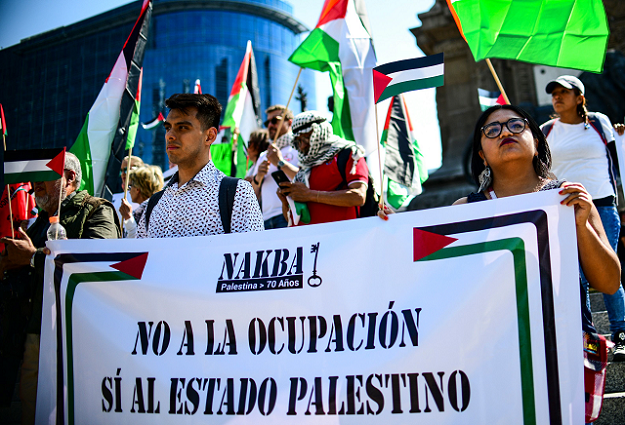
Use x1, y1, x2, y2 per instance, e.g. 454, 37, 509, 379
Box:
485, 59, 511, 104
271, 67, 303, 144
374, 102, 386, 215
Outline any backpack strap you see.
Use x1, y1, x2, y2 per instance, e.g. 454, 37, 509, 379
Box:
336, 148, 352, 188
586, 112, 609, 145
145, 172, 178, 232
541, 119, 556, 139
219, 176, 239, 234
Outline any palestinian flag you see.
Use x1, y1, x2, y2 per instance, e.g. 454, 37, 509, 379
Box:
194, 79, 202, 94
289, 0, 378, 156
380, 95, 428, 210
4, 148, 66, 185
211, 40, 261, 178
447, 0, 609, 73
70, 0, 152, 197
0, 104, 6, 137
478, 88, 506, 111
373, 54, 444, 104
141, 112, 165, 130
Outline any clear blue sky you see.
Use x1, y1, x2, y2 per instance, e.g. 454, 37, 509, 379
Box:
0, 0, 441, 169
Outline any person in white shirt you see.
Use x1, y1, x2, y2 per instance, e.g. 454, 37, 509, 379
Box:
136, 93, 263, 238
541, 75, 625, 361
250, 105, 299, 229
119, 165, 164, 238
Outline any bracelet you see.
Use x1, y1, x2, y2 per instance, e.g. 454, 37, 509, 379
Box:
253, 175, 260, 185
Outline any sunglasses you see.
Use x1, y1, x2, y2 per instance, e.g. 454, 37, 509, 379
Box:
264, 116, 283, 127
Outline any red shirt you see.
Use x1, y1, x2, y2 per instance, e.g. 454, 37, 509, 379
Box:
0, 183, 37, 239
299, 154, 369, 225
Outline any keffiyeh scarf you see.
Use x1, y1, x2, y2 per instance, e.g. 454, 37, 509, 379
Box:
291, 111, 365, 186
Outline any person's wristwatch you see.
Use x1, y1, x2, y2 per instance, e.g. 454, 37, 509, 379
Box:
277, 160, 285, 170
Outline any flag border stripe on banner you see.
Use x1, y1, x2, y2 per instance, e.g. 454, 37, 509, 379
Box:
418, 210, 562, 425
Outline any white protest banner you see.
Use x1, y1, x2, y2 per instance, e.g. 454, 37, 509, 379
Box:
37, 190, 584, 424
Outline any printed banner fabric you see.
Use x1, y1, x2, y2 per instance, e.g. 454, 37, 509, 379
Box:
38, 190, 584, 424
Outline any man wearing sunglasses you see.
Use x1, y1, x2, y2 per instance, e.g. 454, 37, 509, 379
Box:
250, 105, 300, 229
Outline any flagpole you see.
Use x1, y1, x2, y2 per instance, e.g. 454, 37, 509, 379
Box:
271, 67, 303, 144
55, 174, 65, 239
374, 103, 386, 216
3, 132, 15, 238
485, 59, 511, 105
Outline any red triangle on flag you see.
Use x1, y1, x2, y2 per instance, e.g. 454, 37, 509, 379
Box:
373, 70, 393, 104
496, 94, 506, 106
413, 228, 457, 262
111, 252, 149, 279
46, 148, 66, 177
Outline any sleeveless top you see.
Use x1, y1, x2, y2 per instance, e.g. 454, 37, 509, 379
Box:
465, 179, 596, 333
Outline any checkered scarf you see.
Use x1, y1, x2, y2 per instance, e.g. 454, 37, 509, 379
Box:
274, 131, 293, 149
291, 111, 365, 185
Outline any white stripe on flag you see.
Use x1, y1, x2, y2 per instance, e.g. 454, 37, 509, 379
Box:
479, 96, 500, 107
386, 63, 444, 87
5, 159, 51, 174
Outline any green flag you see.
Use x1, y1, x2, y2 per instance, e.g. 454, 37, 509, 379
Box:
447, 0, 610, 73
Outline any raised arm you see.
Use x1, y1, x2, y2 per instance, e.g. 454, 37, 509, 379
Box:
560, 182, 620, 294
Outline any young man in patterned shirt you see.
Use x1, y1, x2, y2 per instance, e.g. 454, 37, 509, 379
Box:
137, 93, 263, 237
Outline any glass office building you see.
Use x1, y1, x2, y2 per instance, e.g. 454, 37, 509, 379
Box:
0, 0, 315, 170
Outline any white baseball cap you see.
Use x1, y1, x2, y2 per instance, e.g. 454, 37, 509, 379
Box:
545, 75, 585, 95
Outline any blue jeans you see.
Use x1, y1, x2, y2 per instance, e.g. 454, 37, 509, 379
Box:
581, 205, 625, 336
264, 214, 288, 230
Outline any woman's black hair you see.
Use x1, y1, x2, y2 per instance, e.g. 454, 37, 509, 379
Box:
470, 104, 552, 185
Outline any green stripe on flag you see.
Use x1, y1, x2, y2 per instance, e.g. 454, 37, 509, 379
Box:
70, 114, 95, 195
419, 237, 536, 425
379, 75, 444, 103
125, 99, 140, 150
290, 28, 355, 142
4, 171, 61, 185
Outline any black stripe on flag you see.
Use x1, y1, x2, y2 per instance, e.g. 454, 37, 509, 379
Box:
5, 148, 65, 162
374, 52, 444, 76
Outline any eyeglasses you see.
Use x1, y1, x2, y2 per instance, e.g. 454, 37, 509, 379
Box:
264, 116, 283, 127
481, 118, 528, 139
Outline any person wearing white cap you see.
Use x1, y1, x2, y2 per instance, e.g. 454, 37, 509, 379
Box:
541, 75, 625, 361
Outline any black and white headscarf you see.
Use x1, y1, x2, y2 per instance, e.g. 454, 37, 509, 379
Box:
291, 111, 365, 185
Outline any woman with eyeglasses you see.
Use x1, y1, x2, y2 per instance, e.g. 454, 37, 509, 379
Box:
119, 165, 164, 238
542, 76, 625, 362
454, 104, 620, 424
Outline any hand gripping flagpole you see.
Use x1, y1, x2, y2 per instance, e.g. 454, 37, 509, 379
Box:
121, 150, 134, 233
485, 59, 511, 105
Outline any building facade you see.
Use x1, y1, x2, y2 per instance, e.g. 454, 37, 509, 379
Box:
0, 0, 315, 171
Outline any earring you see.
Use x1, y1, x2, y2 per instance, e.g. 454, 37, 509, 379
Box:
477, 165, 492, 193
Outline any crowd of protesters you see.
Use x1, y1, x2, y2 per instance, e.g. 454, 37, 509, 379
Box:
1, 84, 625, 423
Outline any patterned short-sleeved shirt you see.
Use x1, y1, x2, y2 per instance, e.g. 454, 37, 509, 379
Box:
137, 161, 264, 238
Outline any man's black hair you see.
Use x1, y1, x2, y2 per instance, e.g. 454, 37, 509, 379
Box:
471, 104, 552, 185
165, 93, 222, 130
